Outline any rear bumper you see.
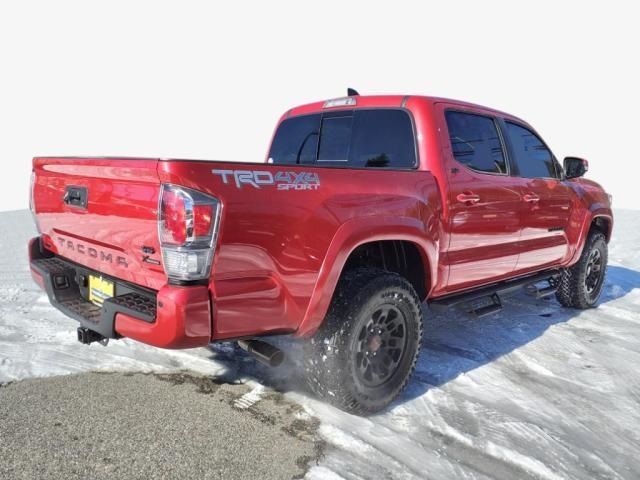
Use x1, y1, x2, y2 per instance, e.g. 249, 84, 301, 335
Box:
29, 237, 211, 349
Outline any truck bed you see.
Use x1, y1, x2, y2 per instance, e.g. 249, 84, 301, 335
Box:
32, 156, 440, 341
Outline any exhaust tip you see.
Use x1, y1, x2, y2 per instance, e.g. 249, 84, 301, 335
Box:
268, 350, 285, 368
238, 339, 285, 368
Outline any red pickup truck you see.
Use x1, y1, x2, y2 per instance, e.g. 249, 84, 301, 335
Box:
29, 92, 612, 414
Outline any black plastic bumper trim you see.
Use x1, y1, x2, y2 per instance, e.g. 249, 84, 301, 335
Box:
30, 238, 157, 339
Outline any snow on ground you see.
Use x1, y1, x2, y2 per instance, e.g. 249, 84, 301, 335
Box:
0, 210, 226, 382
2, 209, 640, 479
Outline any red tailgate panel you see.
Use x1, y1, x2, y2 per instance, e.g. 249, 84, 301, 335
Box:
33, 157, 167, 291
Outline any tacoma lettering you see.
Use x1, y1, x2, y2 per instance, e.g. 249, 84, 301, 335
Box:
56, 237, 128, 268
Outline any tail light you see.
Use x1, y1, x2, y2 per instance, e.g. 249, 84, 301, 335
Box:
30, 171, 42, 234
158, 184, 221, 281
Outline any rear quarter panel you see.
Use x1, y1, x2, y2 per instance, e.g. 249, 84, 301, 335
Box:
158, 161, 440, 339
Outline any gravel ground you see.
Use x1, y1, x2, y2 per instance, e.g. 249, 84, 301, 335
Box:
0, 372, 323, 480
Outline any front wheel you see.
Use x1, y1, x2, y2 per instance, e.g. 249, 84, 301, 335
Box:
304, 268, 423, 415
556, 231, 608, 309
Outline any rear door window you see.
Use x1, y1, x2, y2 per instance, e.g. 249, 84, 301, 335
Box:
268, 109, 416, 169
445, 111, 507, 174
504, 122, 560, 178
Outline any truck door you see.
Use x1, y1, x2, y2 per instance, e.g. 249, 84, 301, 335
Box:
436, 105, 522, 292
499, 120, 572, 271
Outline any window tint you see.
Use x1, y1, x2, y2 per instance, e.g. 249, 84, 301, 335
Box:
268, 109, 416, 169
268, 114, 320, 165
349, 110, 416, 168
445, 111, 507, 174
505, 122, 558, 178
318, 115, 352, 162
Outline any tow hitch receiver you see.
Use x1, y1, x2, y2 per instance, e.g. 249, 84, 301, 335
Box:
77, 327, 109, 346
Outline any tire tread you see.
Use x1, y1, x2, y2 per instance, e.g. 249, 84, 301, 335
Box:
556, 231, 607, 309
304, 268, 423, 415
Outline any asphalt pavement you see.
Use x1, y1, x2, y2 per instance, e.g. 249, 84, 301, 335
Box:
0, 372, 323, 480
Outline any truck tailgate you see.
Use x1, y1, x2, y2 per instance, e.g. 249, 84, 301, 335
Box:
32, 157, 166, 290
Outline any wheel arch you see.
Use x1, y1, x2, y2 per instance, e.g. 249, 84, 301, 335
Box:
566, 208, 613, 267
342, 240, 429, 300
295, 216, 438, 337
589, 215, 612, 242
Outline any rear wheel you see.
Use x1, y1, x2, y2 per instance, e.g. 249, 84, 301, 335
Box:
556, 231, 608, 309
304, 268, 423, 415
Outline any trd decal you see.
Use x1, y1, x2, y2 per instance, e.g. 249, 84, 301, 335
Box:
212, 169, 320, 190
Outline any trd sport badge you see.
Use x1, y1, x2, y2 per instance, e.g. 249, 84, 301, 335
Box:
212, 169, 320, 190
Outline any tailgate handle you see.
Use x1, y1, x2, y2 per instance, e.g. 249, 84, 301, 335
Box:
63, 186, 88, 209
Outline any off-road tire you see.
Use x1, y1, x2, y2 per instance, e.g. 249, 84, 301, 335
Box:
556, 231, 608, 309
304, 268, 423, 415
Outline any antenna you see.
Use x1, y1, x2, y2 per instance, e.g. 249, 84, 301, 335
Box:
347, 88, 360, 97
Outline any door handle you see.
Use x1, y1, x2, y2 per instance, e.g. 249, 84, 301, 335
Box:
456, 192, 480, 205
523, 193, 540, 203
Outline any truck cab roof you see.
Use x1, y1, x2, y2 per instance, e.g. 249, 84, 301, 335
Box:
284, 94, 524, 124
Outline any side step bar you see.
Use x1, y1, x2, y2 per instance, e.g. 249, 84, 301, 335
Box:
430, 270, 560, 315
468, 293, 502, 318
525, 283, 558, 299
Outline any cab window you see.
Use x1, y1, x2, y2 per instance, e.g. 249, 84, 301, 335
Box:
268, 109, 416, 169
504, 122, 560, 178
318, 114, 352, 163
348, 109, 416, 168
267, 114, 320, 165
445, 111, 507, 174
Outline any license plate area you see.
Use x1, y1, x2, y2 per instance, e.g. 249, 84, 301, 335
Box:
89, 275, 114, 306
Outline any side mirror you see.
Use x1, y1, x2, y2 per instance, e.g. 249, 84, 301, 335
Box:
564, 156, 589, 179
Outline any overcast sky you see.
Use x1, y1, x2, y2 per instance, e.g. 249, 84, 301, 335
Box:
0, 0, 637, 211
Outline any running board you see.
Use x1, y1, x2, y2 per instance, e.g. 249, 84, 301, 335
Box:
430, 270, 560, 314
467, 293, 502, 318
526, 283, 558, 299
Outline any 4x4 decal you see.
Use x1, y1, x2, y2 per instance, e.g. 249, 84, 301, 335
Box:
212, 169, 320, 190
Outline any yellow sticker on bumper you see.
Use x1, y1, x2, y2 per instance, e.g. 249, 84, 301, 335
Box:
89, 276, 114, 306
